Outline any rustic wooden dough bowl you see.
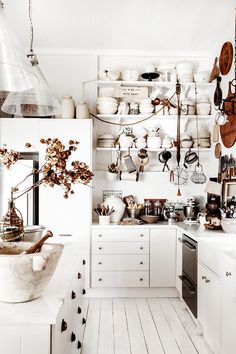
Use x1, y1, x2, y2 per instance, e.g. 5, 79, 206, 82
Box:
0, 242, 63, 303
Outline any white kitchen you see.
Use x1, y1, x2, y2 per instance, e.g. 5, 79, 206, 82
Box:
0, 0, 236, 353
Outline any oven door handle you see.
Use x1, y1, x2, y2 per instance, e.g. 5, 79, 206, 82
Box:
179, 275, 196, 295
178, 238, 196, 252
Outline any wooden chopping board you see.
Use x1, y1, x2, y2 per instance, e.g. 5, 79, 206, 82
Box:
220, 81, 236, 148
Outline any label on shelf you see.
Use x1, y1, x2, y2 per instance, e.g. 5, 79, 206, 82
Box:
114, 86, 148, 99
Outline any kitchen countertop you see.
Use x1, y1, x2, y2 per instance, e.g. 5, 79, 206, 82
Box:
0, 242, 84, 326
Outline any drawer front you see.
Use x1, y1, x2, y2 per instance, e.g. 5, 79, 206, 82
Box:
92, 255, 149, 271
92, 241, 149, 255
92, 228, 149, 242
91, 271, 149, 287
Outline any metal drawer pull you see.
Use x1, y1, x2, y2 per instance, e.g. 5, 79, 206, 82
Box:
78, 306, 82, 314
83, 259, 86, 265
140, 234, 144, 237
71, 332, 76, 342
140, 278, 143, 281
77, 341, 82, 349
82, 317, 86, 325
82, 289, 86, 295
226, 272, 232, 276
202, 275, 206, 280
140, 247, 143, 250
182, 240, 196, 251
71, 290, 76, 299
179, 275, 195, 295
99, 234, 102, 237
98, 262, 102, 265
205, 279, 210, 283
61, 319, 67, 332
59, 233, 72, 237
99, 247, 102, 250
78, 272, 82, 279
99, 278, 103, 281
140, 262, 143, 265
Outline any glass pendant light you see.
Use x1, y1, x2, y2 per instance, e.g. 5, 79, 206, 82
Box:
0, 1, 38, 92
2, 0, 61, 117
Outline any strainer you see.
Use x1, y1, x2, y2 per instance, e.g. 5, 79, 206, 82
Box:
190, 163, 207, 184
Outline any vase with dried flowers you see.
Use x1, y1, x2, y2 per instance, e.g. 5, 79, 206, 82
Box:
0, 138, 93, 241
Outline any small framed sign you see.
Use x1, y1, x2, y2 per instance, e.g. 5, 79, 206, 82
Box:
113, 86, 148, 99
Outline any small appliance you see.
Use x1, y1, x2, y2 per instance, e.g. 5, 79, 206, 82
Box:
183, 197, 200, 223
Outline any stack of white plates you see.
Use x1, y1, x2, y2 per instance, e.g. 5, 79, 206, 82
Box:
139, 98, 154, 114
196, 102, 211, 115
176, 62, 194, 82
97, 97, 119, 114
97, 134, 116, 148
193, 138, 211, 148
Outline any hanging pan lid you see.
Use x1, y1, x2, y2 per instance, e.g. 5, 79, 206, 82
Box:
219, 42, 233, 75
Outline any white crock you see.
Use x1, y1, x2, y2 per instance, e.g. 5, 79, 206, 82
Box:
104, 196, 125, 223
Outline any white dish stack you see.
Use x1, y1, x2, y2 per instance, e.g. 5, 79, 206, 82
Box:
176, 62, 194, 83
97, 97, 119, 114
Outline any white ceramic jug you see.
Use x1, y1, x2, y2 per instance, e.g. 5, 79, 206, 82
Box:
61, 96, 75, 119
104, 196, 125, 223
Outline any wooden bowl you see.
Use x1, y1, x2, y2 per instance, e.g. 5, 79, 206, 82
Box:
140, 215, 160, 224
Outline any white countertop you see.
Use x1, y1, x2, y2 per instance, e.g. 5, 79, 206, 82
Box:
0, 242, 84, 326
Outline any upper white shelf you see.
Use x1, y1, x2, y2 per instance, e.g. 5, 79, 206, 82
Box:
96, 80, 215, 88
96, 147, 213, 152
97, 114, 213, 119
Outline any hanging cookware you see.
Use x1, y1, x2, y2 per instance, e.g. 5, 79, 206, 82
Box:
220, 80, 236, 148
158, 149, 172, 171
123, 149, 137, 173
219, 42, 233, 75
183, 149, 199, 168
137, 149, 149, 173
190, 163, 207, 184
209, 57, 220, 82
214, 142, 222, 159
214, 76, 223, 107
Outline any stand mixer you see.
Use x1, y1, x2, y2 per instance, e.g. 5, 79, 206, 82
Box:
183, 197, 200, 223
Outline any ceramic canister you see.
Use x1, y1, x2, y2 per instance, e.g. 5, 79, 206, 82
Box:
103, 196, 125, 223
76, 101, 90, 119
61, 96, 75, 119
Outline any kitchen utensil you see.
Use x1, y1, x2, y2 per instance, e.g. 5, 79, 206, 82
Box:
183, 149, 198, 168
209, 57, 220, 82
183, 204, 200, 222
214, 142, 222, 159
25, 230, 53, 254
137, 149, 149, 173
190, 163, 207, 184
214, 76, 223, 107
220, 81, 236, 148
140, 215, 160, 223
158, 149, 172, 171
219, 42, 233, 75
213, 122, 220, 142
23, 225, 45, 242
123, 151, 137, 173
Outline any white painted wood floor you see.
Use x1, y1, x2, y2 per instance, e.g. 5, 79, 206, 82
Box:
81, 298, 212, 354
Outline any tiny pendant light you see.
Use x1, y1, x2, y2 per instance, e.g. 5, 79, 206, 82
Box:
0, 1, 38, 92
2, 0, 61, 117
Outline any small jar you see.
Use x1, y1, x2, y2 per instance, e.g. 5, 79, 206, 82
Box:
76, 101, 90, 119
129, 102, 139, 115
61, 96, 75, 119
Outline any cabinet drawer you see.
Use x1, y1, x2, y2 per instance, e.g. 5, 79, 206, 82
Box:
92, 241, 149, 254
92, 228, 149, 242
91, 271, 149, 287
92, 255, 149, 271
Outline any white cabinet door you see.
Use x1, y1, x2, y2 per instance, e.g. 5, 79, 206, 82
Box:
0, 118, 40, 151
176, 230, 182, 297
38, 119, 92, 241
221, 254, 236, 354
198, 262, 221, 354
150, 228, 176, 287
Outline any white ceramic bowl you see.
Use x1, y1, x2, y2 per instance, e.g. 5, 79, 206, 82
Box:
121, 70, 140, 81
221, 218, 236, 234
97, 105, 118, 114
181, 140, 193, 148
23, 225, 45, 242
96, 97, 118, 104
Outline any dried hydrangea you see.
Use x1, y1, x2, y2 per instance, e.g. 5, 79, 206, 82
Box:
0, 138, 93, 200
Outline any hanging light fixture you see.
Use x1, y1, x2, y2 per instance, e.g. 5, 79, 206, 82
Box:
2, 0, 61, 117
0, 0, 38, 92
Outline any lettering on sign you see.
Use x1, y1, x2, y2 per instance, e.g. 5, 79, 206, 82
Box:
113, 86, 148, 99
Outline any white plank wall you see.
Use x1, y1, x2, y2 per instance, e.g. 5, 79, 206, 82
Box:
82, 298, 212, 354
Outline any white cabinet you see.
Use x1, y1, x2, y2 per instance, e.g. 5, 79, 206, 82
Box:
198, 262, 221, 354
220, 254, 236, 354
150, 228, 176, 287
176, 230, 182, 297
91, 227, 149, 287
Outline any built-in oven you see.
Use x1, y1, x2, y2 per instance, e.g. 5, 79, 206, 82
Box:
179, 234, 198, 318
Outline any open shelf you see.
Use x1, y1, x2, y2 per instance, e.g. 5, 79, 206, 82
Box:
97, 114, 213, 120
96, 147, 213, 152
96, 80, 215, 88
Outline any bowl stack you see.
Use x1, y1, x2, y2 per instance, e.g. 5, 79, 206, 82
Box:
97, 134, 116, 148
176, 62, 194, 83
192, 127, 211, 148
97, 97, 119, 114
139, 98, 154, 114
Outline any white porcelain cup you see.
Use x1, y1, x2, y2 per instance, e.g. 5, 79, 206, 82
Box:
99, 215, 110, 225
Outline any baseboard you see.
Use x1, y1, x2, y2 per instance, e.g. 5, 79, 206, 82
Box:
85, 287, 178, 298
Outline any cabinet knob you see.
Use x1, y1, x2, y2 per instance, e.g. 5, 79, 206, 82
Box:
99, 278, 103, 281
140, 278, 143, 282
99, 247, 102, 250
140, 234, 144, 237
71, 332, 76, 342
226, 271, 232, 276
99, 234, 102, 237
71, 290, 76, 299
82, 317, 86, 325
77, 341, 82, 349
205, 279, 210, 283
78, 272, 82, 279
98, 262, 102, 265
202, 276, 206, 280
140, 262, 143, 265
78, 306, 82, 314
140, 247, 143, 250
61, 319, 67, 332
83, 259, 86, 265
82, 289, 86, 295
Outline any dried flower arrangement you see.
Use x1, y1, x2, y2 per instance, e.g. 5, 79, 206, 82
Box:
0, 138, 93, 241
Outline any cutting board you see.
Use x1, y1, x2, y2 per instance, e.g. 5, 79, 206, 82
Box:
220, 81, 236, 148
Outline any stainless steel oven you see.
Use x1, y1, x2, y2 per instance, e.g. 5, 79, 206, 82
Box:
179, 234, 198, 318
